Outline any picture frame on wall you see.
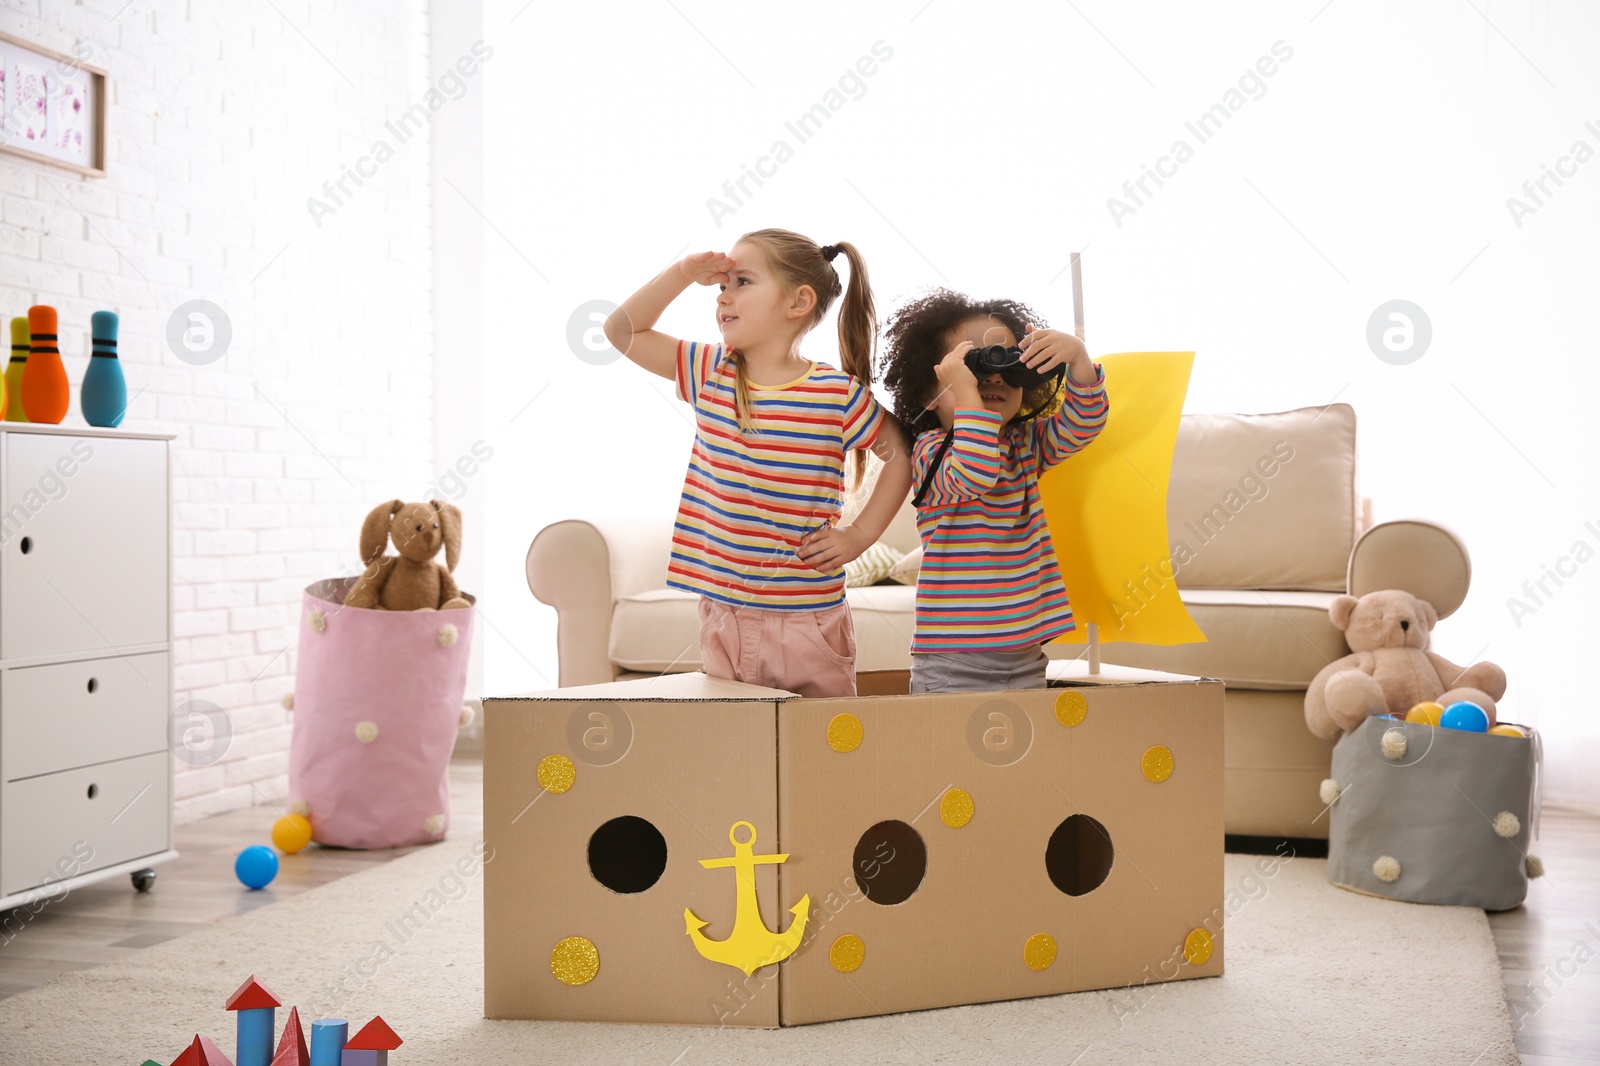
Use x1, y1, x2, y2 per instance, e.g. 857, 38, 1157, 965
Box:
0, 29, 107, 178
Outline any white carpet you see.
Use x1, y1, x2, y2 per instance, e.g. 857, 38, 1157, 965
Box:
0, 838, 1518, 1064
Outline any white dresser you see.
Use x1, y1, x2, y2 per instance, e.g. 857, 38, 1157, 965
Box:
0, 424, 176, 909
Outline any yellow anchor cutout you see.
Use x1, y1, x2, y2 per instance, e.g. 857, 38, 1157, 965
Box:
685, 821, 811, 975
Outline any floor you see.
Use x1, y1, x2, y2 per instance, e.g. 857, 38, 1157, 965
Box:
1489, 808, 1600, 1065
0, 761, 483, 1002
0, 760, 1594, 1064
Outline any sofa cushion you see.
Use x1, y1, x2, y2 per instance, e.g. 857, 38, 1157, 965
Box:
612, 586, 1343, 686
887, 546, 921, 585
609, 586, 919, 674
844, 453, 923, 556
844, 542, 905, 587
1167, 404, 1359, 592
1053, 588, 1347, 689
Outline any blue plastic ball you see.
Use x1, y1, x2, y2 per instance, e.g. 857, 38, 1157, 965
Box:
235, 845, 279, 890
1440, 700, 1489, 733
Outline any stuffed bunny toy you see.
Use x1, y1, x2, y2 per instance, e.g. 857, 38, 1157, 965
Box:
345, 499, 471, 611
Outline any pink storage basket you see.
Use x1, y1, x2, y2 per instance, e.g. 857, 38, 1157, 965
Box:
288, 577, 475, 849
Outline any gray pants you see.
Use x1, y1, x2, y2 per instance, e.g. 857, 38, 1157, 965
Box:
910, 647, 1049, 694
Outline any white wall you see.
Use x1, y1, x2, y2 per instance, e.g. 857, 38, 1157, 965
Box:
483, 0, 1600, 810
0, 0, 437, 822
429, 1, 486, 703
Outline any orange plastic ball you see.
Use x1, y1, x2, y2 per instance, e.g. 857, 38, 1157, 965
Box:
1405, 701, 1445, 727
271, 813, 314, 854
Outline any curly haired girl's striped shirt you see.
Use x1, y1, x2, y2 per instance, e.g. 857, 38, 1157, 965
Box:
668, 340, 886, 610
910, 367, 1109, 653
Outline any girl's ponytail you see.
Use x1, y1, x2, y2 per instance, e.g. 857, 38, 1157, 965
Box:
733, 229, 880, 479
831, 242, 877, 388
830, 241, 876, 487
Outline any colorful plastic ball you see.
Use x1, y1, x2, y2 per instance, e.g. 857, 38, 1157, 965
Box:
1405, 701, 1445, 726
235, 845, 279, 890
1488, 724, 1526, 739
272, 814, 313, 854
1440, 701, 1489, 733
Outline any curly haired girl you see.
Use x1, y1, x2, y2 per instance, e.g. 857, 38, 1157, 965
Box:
880, 289, 1109, 693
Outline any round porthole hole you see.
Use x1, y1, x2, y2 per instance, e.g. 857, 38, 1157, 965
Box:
853, 819, 927, 905
587, 815, 667, 894
1045, 813, 1114, 896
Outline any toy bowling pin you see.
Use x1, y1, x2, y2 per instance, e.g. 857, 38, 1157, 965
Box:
81, 309, 127, 427
4, 317, 26, 421
21, 304, 69, 424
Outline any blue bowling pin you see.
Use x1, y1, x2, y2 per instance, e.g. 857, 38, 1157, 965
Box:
81, 309, 127, 427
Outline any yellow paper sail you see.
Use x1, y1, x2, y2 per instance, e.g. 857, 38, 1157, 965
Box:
1041, 351, 1206, 646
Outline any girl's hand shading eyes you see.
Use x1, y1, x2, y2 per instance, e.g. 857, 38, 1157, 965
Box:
679, 250, 737, 287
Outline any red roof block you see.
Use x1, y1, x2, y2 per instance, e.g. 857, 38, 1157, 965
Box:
170, 1034, 234, 1066
345, 1016, 402, 1050
271, 1006, 309, 1066
224, 974, 282, 1011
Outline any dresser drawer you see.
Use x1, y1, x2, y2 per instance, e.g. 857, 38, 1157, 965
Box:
1, 751, 169, 896
2, 652, 169, 782
2, 434, 169, 660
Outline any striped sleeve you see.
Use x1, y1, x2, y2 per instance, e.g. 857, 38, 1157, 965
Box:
913, 409, 1004, 507
675, 340, 728, 404
840, 376, 886, 451
1030, 364, 1109, 470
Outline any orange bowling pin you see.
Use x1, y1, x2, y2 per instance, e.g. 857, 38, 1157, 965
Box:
21, 304, 69, 424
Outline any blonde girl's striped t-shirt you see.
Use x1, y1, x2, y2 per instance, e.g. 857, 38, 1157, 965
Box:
910, 367, 1109, 653
668, 340, 886, 610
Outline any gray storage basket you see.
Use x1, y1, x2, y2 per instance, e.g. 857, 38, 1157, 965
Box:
1326, 716, 1541, 911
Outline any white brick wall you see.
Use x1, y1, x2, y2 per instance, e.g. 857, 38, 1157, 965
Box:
0, 1, 437, 823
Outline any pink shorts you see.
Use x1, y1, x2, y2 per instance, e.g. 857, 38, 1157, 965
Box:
697, 597, 857, 699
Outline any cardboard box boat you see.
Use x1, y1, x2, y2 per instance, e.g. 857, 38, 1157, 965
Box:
483, 662, 1224, 1027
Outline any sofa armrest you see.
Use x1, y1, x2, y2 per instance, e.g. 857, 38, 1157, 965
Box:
1346, 518, 1471, 618
526, 515, 676, 687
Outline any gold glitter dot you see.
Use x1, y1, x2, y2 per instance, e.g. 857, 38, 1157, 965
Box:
551, 936, 599, 986
537, 754, 576, 794
830, 934, 865, 973
1024, 933, 1057, 971
940, 787, 974, 828
1141, 745, 1174, 783
1054, 690, 1088, 727
1183, 928, 1214, 966
827, 713, 863, 753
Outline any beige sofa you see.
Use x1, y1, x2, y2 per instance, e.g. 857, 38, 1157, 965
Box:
526, 403, 1472, 840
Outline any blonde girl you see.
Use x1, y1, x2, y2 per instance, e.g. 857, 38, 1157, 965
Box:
605, 229, 911, 697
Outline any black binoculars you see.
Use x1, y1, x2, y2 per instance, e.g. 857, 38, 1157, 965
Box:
963, 344, 1065, 390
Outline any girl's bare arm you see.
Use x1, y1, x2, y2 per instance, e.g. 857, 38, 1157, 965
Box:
604, 251, 733, 380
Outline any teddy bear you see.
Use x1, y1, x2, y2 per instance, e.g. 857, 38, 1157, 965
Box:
1303, 588, 1506, 741
345, 498, 471, 611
